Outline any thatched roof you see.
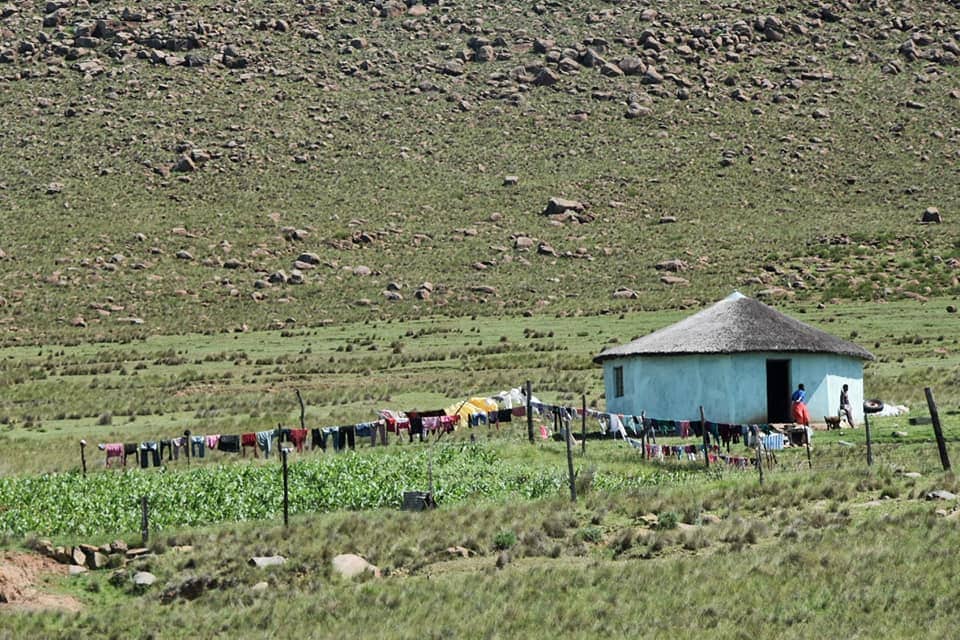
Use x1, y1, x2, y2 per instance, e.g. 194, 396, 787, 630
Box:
595, 292, 874, 363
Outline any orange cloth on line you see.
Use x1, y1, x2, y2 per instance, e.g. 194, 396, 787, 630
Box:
792, 402, 810, 426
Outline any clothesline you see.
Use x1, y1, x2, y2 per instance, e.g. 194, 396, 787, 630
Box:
94, 386, 795, 470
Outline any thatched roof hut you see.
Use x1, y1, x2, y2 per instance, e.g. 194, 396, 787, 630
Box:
596, 292, 873, 425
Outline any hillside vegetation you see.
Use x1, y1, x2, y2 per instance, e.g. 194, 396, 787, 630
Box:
0, 0, 958, 343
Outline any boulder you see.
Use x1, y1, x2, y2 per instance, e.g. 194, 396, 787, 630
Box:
514, 237, 534, 251
249, 556, 286, 568
921, 207, 942, 224
297, 252, 321, 265
85, 551, 109, 570
613, 287, 638, 299
133, 571, 157, 587
533, 67, 560, 86
173, 155, 196, 173
660, 275, 690, 286
655, 259, 688, 272
926, 490, 957, 501
70, 547, 87, 566
543, 197, 584, 216
331, 554, 380, 579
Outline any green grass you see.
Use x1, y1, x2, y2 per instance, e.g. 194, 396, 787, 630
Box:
3, 451, 960, 638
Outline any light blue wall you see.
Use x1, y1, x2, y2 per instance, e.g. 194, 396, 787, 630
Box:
602, 352, 865, 424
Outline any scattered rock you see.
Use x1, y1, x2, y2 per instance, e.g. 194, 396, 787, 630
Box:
921, 207, 942, 224
503, 175, 519, 186
612, 287, 638, 299
543, 197, 584, 216
331, 554, 380, 579
537, 242, 557, 257
655, 259, 688, 272
533, 67, 560, 86
133, 571, 157, 587
85, 551, 109, 570
249, 556, 285, 568
446, 546, 472, 558
926, 490, 957, 501
658, 216, 677, 224
903, 472, 922, 479
173, 156, 196, 173
175, 250, 194, 261
297, 252, 321, 266
251, 581, 269, 591
514, 236, 534, 251
46, 182, 63, 195
892, 431, 909, 438
660, 275, 690, 286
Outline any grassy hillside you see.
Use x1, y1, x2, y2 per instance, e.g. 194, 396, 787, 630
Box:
1, 0, 958, 343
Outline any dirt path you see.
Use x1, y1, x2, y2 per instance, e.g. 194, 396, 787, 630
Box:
0, 551, 83, 613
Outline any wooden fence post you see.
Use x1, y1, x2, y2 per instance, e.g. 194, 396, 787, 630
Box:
700, 406, 709, 469
581, 395, 587, 456
140, 496, 149, 545
296, 389, 306, 429
753, 426, 764, 485
863, 411, 873, 467
563, 411, 576, 502
80, 440, 87, 476
282, 448, 290, 527
526, 380, 534, 444
640, 411, 646, 459
925, 387, 952, 471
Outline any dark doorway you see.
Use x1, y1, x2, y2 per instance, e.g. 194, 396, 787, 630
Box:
766, 359, 791, 423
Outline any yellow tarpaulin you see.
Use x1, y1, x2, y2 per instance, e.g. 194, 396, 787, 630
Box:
445, 397, 498, 426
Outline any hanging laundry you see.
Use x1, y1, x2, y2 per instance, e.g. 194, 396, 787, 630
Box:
608, 413, 627, 439
677, 420, 691, 438
241, 433, 258, 458
188, 435, 204, 458
100, 443, 123, 468
123, 442, 138, 467
512, 406, 526, 418
311, 428, 325, 451
205, 434, 220, 451
139, 442, 160, 468
289, 429, 308, 453
256, 429, 276, 458
336, 425, 355, 452
218, 435, 241, 453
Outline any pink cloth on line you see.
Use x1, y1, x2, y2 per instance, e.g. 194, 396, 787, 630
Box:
206, 434, 220, 449
105, 443, 123, 458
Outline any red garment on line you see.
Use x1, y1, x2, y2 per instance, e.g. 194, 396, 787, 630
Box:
289, 429, 308, 453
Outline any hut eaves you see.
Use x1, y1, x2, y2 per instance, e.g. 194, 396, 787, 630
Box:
594, 292, 874, 363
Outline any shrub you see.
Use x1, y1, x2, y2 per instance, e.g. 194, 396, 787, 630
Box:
97, 412, 113, 426
578, 526, 603, 544
656, 511, 679, 530
493, 530, 517, 551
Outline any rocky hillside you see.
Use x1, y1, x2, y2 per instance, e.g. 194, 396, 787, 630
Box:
0, 0, 958, 342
